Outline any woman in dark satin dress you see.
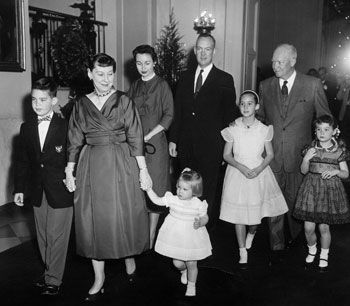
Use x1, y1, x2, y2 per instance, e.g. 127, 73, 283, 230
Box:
128, 45, 174, 248
64, 53, 152, 301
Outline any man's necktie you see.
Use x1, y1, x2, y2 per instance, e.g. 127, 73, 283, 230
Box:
38, 115, 52, 124
281, 80, 288, 96
195, 69, 204, 96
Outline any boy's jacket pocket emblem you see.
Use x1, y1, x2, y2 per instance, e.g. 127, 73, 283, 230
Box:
55, 146, 63, 153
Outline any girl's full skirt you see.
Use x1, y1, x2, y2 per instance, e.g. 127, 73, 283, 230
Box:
220, 164, 288, 225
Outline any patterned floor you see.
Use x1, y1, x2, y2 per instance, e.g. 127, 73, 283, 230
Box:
0, 204, 35, 253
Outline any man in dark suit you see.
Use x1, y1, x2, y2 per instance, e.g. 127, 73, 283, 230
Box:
14, 77, 73, 295
258, 44, 331, 262
169, 34, 238, 228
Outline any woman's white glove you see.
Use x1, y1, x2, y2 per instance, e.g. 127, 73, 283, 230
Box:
63, 166, 76, 192
139, 168, 152, 191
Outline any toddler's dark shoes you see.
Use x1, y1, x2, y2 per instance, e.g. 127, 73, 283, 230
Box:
41, 284, 60, 296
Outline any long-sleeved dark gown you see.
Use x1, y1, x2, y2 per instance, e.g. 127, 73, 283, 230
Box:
68, 91, 149, 259
128, 75, 174, 207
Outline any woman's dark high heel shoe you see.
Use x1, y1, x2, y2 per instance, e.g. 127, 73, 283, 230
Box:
84, 287, 104, 302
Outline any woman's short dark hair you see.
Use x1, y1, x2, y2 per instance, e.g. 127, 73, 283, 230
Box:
32, 77, 58, 98
132, 44, 158, 62
89, 53, 116, 73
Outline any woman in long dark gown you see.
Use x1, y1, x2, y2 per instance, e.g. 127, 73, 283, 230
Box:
64, 53, 152, 301
128, 45, 174, 248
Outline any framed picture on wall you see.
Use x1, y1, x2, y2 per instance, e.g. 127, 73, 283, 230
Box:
0, 0, 25, 72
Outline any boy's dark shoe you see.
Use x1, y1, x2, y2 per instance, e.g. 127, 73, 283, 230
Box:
41, 284, 60, 296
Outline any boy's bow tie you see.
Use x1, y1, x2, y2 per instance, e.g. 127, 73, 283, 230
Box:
38, 115, 52, 124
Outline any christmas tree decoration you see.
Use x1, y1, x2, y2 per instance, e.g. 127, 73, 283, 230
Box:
154, 7, 187, 92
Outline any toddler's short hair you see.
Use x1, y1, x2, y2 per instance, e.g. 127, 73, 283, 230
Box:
177, 168, 203, 197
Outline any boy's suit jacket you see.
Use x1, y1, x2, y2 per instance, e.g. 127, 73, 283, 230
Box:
259, 71, 331, 173
14, 113, 73, 208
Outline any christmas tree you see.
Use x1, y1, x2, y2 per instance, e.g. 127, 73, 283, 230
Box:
154, 8, 187, 92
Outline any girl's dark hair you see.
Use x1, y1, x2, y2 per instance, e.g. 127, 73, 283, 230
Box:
32, 77, 58, 98
177, 168, 203, 197
132, 44, 158, 62
239, 90, 259, 105
313, 114, 346, 145
89, 53, 116, 73
313, 114, 337, 130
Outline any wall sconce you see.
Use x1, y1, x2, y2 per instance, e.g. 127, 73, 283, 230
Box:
193, 10, 216, 34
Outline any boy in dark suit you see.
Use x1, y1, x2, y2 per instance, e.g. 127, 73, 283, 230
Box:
13, 77, 73, 296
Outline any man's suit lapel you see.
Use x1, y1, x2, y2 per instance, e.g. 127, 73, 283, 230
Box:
271, 77, 284, 118
284, 72, 303, 123
28, 119, 41, 156
200, 65, 217, 91
193, 66, 217, 104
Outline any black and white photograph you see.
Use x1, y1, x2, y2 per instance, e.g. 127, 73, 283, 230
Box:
0, 1, 350, 305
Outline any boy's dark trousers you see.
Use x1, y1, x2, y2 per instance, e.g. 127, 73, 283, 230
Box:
14, 113, 74, 287
34, 192, 73, 287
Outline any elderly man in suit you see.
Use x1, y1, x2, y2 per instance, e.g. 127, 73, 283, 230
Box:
169, 34, 238, 228
259, 44, 331, 263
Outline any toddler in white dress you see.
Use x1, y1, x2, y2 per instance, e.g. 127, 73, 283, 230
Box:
142, 168, 212, 296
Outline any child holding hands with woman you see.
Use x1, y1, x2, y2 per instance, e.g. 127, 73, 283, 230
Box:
142, 168, 212, 297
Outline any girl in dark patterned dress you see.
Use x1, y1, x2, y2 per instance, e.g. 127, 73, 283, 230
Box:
294, 115, 350, 272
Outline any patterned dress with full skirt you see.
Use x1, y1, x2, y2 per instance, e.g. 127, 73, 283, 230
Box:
293, 140, 350, 224
155, 192, 212, 261
219, 118, 288, 225
68, 91, 149, 259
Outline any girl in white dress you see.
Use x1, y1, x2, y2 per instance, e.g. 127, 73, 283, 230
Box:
220, 90, 288, 267
143, 168, 212, 296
